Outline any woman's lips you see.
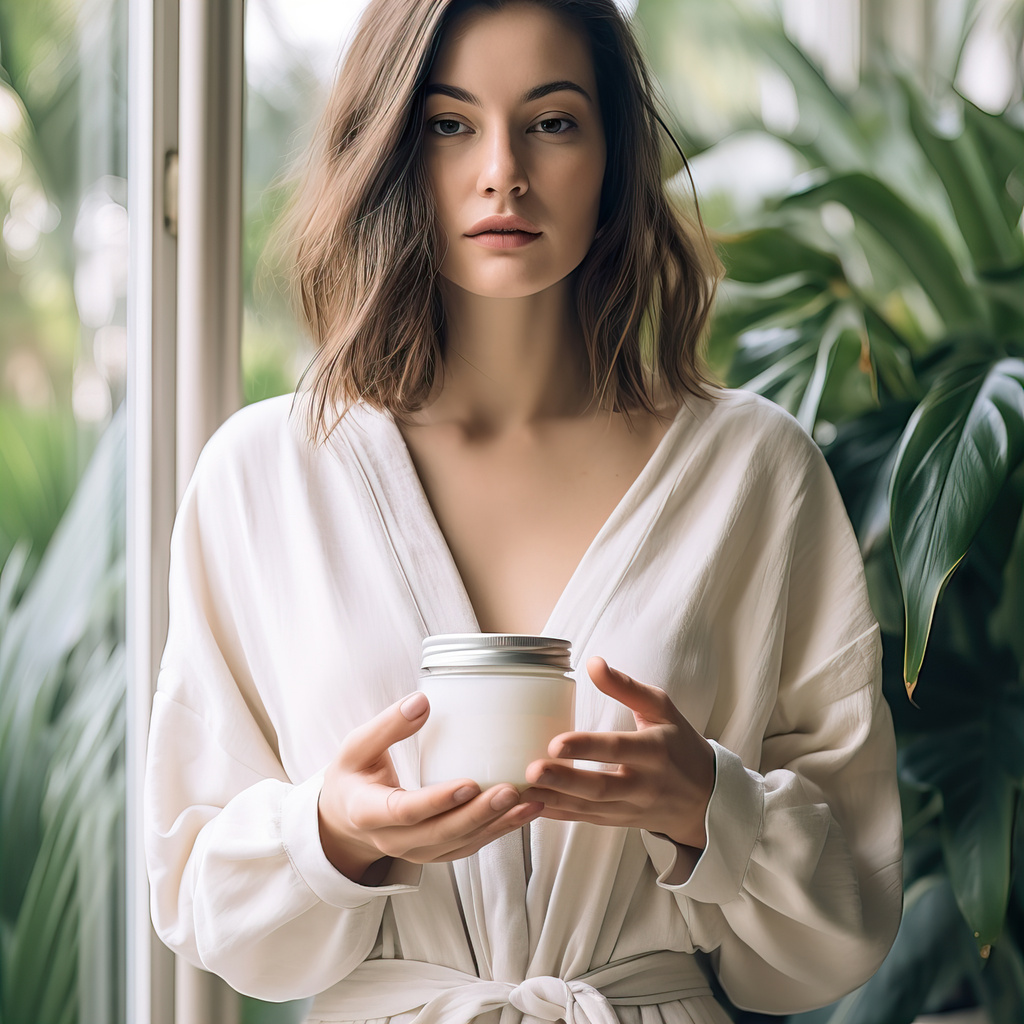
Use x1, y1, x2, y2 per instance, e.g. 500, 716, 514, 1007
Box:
468, 230, 541, 249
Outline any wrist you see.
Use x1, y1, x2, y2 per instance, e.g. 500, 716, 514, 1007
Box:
657, 827, 705, 850
662, 737, 716, 848
317, 792, 388, 883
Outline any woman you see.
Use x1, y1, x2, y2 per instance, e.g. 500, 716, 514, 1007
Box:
144, 1, 903, 1022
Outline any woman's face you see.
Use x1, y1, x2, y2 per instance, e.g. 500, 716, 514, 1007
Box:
421, 2, 607, 299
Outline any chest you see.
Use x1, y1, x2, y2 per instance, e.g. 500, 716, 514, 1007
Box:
399, 415, 673, 635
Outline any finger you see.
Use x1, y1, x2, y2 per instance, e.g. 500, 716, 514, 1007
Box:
347, 777, 480, 831
545, 728, 664, 766
534, 804, 623, 827
586, 657, 676, 726
523, 763, 634, 803
419, 802, 546, 862
372, 785, 529, 854
530, 788, 639, 820
338, 692, 430, 771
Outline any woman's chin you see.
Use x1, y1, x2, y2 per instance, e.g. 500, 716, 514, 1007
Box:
439, 272, 569, 302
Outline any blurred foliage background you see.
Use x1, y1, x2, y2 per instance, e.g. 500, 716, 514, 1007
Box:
0, 0, 1022, 1021
1, 1, 128, 1021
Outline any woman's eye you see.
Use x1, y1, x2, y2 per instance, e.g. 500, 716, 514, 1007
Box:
533, 118, 576, 135
429, 118, 467, 136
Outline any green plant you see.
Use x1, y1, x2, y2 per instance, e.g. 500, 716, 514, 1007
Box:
0, 401, 87, 592
699, 20, 1024, 1024
0, 403, 125, 1024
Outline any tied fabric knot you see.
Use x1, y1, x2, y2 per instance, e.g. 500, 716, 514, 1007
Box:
309, 949, 713, 1022
508, 975, 618, 1024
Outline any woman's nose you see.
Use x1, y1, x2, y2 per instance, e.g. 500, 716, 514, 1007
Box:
477, 128, 528, 198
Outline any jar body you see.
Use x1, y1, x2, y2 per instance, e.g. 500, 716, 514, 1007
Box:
419, 666, 575, 789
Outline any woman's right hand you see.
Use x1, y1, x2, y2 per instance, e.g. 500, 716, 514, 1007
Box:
317, 691, 544, 884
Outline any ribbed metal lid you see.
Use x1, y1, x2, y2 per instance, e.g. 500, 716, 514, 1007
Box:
420, 633, 572, 671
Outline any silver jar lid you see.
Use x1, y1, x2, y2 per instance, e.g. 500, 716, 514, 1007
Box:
421, 633, 572, 671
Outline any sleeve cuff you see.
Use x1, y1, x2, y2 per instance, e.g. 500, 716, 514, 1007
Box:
281, 770, 423, 909
642, 740, 764, 904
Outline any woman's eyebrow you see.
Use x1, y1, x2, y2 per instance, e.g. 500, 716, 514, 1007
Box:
424, 79, 593, 106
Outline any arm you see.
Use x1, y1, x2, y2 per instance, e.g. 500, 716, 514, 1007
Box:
642, 625, 902, 1013
642, 441, 903, 1013
522, 431, 903, 1013
143, 451, 423, 1001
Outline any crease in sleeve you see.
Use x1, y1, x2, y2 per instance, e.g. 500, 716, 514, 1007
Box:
280, 769, 423, 908
643, 740, 764, 904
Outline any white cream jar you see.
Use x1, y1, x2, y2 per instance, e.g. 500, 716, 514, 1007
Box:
417, 633, 575, 789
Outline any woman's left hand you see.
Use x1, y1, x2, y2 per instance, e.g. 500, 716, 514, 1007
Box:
520, 656, 716, 851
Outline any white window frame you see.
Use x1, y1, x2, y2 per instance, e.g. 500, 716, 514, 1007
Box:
127, 0, 244, 1020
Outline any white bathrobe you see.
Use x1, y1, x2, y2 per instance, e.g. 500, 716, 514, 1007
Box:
144, 386, 903, 1024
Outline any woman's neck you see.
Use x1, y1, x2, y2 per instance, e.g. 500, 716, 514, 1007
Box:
416, 277, 595, 434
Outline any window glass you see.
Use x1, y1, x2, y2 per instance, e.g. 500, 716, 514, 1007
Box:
0, 0, 128, 1021
243, 0, 369, 406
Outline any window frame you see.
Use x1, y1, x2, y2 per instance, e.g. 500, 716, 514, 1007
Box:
126, 0, 244, 1020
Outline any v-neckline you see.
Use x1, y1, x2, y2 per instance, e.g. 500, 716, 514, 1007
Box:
337, 399, 699, 661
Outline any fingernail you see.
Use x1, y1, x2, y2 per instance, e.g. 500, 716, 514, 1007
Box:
400, 692, 428, 720
491, 788, 518, 811
453, 785, 476, 803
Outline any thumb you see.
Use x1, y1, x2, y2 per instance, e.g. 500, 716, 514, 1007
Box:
339, 691, 430, 771
586, 656, 676, 726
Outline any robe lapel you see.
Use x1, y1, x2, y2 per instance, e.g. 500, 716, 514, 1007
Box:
338, 404, 532, 988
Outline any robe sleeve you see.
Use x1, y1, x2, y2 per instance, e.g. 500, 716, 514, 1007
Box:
143, 433, 422, 1002
641, 428, 904, 1015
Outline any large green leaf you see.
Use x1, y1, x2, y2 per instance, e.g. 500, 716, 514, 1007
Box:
904, 82, 1024, 274
862, 305, 920, 403
727, 301, 871, 430
707, 281, 830, 376
976, 938, 1024, 1024
963, 99, 1024, 236
889, 359, 1024, 694
710, 281, 827, 339
978, 265, 1024, 322
899, 688, 1024, 952
793, 302, 864, 432
991, 507, 1024, 665
783, 173, 984, 330
727, 320, 823, 415
826, 402, 914, 554
715, 227, 843, 284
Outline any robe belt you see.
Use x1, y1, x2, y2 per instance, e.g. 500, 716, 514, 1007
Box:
311, 949, 712, 1023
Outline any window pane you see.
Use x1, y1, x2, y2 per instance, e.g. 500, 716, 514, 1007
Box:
0, 0, 127, 1022
243, 0, 370, 407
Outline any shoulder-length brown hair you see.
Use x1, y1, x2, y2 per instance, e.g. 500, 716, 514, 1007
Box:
282, 0, 722, 446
